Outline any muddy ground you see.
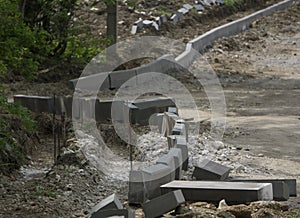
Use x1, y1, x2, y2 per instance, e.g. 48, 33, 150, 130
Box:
1, 0, 300, 217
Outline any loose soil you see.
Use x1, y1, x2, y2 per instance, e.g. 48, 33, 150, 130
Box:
1, 0, 300, 217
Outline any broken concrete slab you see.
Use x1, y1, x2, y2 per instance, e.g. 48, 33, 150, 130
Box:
206, 0, 216, 5
174, 136, 188, 171
128, 170, 147, 205
161, 180, 273, 204
142, 190, 185, 218
167, 135, 188, 170
89, 193, 123, 217
60, 96, 73, 116
178, 8, 189, 15
192, 159, 231, 181
131, 25, 138, 34
170, 14, 179, 24
230, 179, 296, 199
168, 148, 183, 180
160, 14, 168, 23
81, 98, 94, 120
14, 95, 53, 114
71, 97, 81, 119
69, 72, 110, 91
162, 112, 180, 137
215, 0, 224, 4
152, 21, 159, 31
155, 17, 161, 26
168, 107, 178, 115
129, 163, 174, 205
148, 113, 164, 133
172, 123, 186, 139
142, 164, 174, 200
143, 20, 153, 26
183, 3, 193, 10
134, 18, 144, 29
90, 209, 135, 218
132, 98, 176, 110
200, 0, 212, 6
175, 11, 184, 20
95, 99, 126, 122
130, 98, 176, 125
194, 4, 205, 11
156, 154, 176, 180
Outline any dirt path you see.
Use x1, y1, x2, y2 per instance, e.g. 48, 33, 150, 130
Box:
204, 0, 300, 207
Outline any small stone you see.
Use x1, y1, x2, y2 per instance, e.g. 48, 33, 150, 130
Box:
235, 165, 245, 173
217, 211, 236, 218
258, 153, 264, 157
218, 199, 228, 209
211, 141, 225, 150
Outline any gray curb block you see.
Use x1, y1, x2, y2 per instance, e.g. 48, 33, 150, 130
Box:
69, 0, 295, 90
176, 0, 295, 67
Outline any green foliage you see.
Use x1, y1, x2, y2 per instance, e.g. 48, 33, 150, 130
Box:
0, 0, 41, 77
0, 0, 104, 79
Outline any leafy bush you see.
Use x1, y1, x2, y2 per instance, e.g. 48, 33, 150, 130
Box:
0, 0, 41, 78
0, 0, 103, 79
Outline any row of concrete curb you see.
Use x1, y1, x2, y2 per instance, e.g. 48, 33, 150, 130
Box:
176, 0, 296, 67
69, 55, 177, 91
69, 0, 295, 91
128, 110, 189, 205
13, 95, 176, 125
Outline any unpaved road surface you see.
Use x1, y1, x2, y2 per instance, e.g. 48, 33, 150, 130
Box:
1, 1, 300, 217
204, 0, 300, 206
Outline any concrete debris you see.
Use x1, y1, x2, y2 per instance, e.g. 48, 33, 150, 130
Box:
183, 4, 193, 10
